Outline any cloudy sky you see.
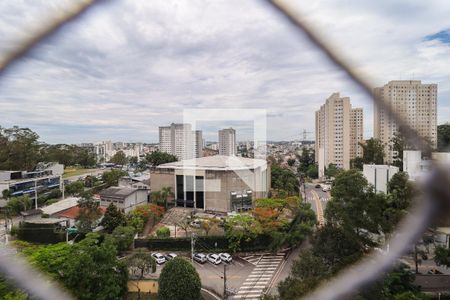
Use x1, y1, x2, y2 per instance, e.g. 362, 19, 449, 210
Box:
1, 0, 449, 144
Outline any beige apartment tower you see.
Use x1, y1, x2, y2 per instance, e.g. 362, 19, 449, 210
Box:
218, 128, 236, 156
374, 80, 437, 163
315, 93, 364, 176
158, 123, 203, 160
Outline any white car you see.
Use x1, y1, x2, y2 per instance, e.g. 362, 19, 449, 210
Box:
219, 253, 232, 263
151, 252, 166, 264
207, 254, 222, 265
193, 253, 207, 264
165, 253, 177, 260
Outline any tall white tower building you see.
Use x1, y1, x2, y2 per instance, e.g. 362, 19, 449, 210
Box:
315, 93, 364, 176
158, 123, 203, 160
218, 128, 236, 156
374, 80, 437, 162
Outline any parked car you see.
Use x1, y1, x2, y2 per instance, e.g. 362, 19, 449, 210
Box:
190, 219, 201, 228
165, 253, 177, 260
193, 253, 207, 264
151, 253, 166, 264
207, 254, 222, 265
315, 184, 321, 188
427, 269, 443, 274
219, 253, 232, 263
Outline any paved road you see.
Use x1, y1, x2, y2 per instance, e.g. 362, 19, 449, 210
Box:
194, 256, 254, 297
64, 169, 105, 183
305, 183, 330, 226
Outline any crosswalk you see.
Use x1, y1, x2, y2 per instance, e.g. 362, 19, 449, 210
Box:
233, 253, 285, 299
240, 255, 262, 266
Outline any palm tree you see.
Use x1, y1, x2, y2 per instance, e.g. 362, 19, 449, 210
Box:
160, 187, 173, 210
151, 191, 161, 205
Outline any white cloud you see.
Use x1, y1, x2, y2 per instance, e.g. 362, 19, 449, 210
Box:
0, 0, 449, 143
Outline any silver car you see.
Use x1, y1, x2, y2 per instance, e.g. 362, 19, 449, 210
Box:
151, 252, 166, 264
193, 253, 207, 264
219, 253, 232, 263
207, 254, 222, 265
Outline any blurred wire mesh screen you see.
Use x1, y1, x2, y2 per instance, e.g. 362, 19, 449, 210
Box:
0, 0, 448, 299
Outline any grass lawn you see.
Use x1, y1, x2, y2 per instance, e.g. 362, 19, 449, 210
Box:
63, 167, 97, 179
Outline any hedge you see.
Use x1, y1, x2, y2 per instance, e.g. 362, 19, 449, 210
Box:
135, 234, 273, 252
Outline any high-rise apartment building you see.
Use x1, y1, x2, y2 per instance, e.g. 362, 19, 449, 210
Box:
194, 130, 203, 158
218, 128, 236, 156
158, 123, 203, 159
374, 80, 437, 162
315, 93, 364, 176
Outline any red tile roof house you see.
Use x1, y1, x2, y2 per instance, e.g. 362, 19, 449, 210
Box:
41, 197, 107, 227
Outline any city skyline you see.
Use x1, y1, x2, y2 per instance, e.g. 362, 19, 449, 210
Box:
1, 1, 450, 144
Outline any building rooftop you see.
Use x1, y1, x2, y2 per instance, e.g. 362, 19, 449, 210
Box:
56, 206, 107, 219
157, 155, 267, 171
24, 218, 68, 225
41, 197, 79, 215
99, 187, 138, 199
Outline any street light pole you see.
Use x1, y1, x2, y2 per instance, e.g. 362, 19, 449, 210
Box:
223, 264, 228, 300
34, 179, 38, 209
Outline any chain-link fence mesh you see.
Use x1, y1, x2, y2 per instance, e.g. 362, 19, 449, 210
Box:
0, 1, 448, 299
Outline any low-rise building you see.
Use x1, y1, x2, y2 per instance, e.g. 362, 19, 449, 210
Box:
363, 164, 399, 194
99, 187, 148, 213
0, 165, 63, 207
150, 155, 270, 212
118, 173, 150, 190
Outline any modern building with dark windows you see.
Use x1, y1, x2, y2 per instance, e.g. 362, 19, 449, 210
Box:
150, 155, 270, 212
0, 163, 64, 208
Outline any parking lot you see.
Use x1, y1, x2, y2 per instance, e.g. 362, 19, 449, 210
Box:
143, 251, 286, 299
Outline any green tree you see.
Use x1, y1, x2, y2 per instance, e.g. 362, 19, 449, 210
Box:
271, 164, 299, 196
102, 169, 128, 186
6, 196, 32, 215
361, 138, 385, 165
76, 195, 102, 233
112, 225, 135, 252
312, 224, 364, 272
127, 214, 145, 233
434, 245, 450, 268
129, 156, 138, 164
0, 276, 27, 300
100, 203, 126, 233
0, 126, 41, 171
158, 257, 201, 300
126, 249, 156, 299
325, 169, 388, 242
40, 144, 96, 167
381, 264, 421, 299
65, 181, 84, 196
287, 158, 296, 167
160, 186, 173, 210
109, 150, 127, 165
297, 148, 315, 175
277, 251, 329, 300
324, 163, 341, 178
350, 157, 364, 171
438, 123, 450, 151
145, 151, 177, 166
19, 234, 127, 300
63, 234, 128, 300
156, 226, 170, 238
306, 164, 318, 179
225, 214, 262, 252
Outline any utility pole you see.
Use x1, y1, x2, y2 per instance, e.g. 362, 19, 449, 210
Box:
191, 233, 195, 262
223, 264, 228, 300
34, 179, 38, 209
60, 175, 65, 199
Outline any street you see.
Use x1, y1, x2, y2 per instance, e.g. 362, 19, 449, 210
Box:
304, 182, 330, 226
